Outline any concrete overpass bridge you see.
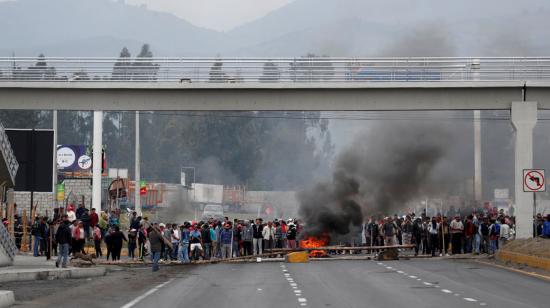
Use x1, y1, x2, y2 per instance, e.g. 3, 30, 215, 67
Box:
1, 57, 549, 238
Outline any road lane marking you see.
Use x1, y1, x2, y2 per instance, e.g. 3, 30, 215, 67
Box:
397, 270, 404, 274
120, 278, 175, 308
464, 298, 478, 302
298, 298, 307, 303
408, 275, 417, 279
441, 289, 453, 294
423, 282, 432, 286
480, 303, 487, 306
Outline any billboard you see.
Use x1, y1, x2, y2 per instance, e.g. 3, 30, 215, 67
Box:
57, 145, 92, 173
5, 129, 54, 192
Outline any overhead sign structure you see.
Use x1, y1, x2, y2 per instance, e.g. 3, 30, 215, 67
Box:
523, 169, 546, 192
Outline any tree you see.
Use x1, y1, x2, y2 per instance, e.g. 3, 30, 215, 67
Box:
290, 53, 334, 82
112, 47, 132, 80
259, 61, 280, 82
132, 44, 158, 81
209, 59, 227, 82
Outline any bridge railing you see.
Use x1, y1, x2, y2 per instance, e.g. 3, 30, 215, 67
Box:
0, 57, 549, 83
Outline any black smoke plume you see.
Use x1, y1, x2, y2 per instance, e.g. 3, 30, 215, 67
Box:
298, 122, 452, 237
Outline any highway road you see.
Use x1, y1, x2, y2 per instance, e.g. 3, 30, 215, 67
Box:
9, 258, 549, 308
125, 259, 548, 308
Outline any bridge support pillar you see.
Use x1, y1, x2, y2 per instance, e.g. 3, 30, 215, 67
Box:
92, 110, 103, 211
511, 102, 537, 239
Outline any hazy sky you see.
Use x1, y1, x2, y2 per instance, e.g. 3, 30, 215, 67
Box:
126, 0, 294, 31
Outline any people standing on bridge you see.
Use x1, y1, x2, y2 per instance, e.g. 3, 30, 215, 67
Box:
253, 218, 264, 255
450, 215, 464, 255
55, 214, 71, 268
148, 223, 163, 272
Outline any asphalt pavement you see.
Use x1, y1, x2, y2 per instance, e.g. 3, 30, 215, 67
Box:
124, 259, 549, 308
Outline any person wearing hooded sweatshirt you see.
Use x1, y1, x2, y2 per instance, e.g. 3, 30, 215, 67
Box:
55, 214, 72, 268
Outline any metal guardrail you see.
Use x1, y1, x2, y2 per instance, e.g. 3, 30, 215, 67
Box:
0, 57, 550, 83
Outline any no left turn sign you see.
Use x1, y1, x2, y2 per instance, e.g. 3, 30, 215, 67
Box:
523, 169, 546, 192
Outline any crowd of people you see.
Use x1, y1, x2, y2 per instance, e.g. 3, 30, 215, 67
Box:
5, 202, 550, 271
362, 212, 550, 256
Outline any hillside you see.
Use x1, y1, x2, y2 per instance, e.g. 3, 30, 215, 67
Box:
0, 0, 224, 56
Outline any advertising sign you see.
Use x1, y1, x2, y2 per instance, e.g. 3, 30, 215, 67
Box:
57, 145, 92, 172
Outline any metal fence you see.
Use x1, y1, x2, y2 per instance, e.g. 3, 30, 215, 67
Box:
1, 57, 550, 83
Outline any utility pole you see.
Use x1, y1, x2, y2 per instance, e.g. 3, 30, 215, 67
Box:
135, 111, 141, 216
92, 111, 103, 211
52, 110, 58, 208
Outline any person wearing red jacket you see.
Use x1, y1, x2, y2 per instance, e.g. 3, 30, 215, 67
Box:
90, 208, 99, 228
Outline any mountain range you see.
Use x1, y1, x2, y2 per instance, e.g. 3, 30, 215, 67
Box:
1, 0, 549, 57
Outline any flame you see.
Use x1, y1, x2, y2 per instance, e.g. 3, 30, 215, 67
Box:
300, 234, 330, 257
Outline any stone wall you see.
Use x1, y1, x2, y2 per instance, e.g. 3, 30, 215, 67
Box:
13, 179, 92, 216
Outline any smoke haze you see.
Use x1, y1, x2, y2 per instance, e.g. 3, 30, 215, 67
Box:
298, 122, 453, 236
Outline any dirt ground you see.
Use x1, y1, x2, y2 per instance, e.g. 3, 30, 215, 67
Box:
501, 238, 550, 258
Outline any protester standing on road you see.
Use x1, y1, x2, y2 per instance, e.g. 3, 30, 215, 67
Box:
543, 214, 550, 238
110, 225, 127, 261
241, 221, 253, 256
178, 224, 190, 263
499, 218, 511, 248
262, 221, 275, 252
383, 217, 396, 246
93, 224, 102, 258
287, 222, 297, 249
148, 223, 163, 272
428, 217, 439, 257
127, 229, 136, 260
55, 214, 72, 268
201, 223, 212, 260
253, 219, 264, 255
450, 216, 464, 255
412, 218, 422, 256
220, 223, 233, 259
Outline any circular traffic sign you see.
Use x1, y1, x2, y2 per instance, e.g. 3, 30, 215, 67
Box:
524, 170, 545, 191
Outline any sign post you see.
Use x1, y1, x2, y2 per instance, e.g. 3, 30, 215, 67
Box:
523, 169, 546, 236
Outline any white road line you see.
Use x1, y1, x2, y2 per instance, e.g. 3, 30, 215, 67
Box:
397, 271, 404, 274
480, 303, 487, 306
120, 278, 175, 308
298, 298, 307, 303
464, 298, 478, 302
294, 290, 302, 293
409, 275, 417, 279
423, 282, 433, 286
441, 289, 453, 294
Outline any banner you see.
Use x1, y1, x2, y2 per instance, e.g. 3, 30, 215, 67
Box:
56, 182, 65, 201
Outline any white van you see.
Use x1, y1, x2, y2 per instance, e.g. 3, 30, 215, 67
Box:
202, 204, 224, 221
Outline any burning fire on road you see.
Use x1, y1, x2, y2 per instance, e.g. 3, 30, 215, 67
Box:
300, 234, 330, 257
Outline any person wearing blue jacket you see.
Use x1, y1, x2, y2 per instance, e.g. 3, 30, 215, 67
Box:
178, 223, 190, 263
